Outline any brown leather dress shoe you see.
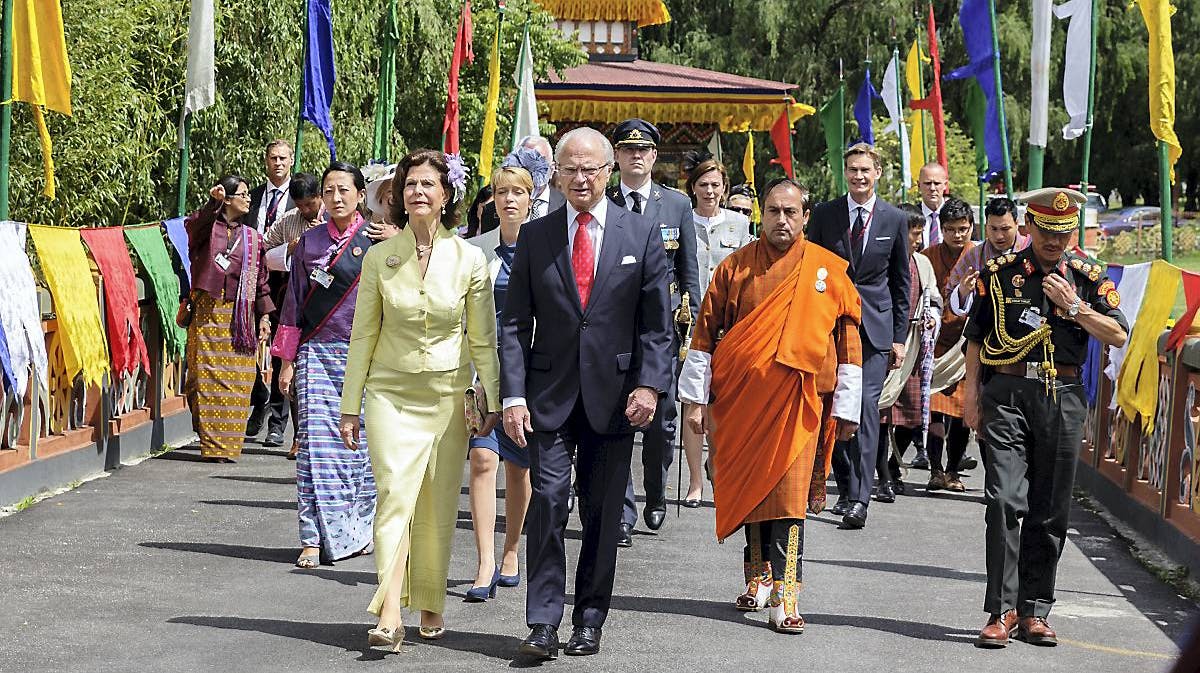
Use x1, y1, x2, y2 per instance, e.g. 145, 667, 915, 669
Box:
1016, 616, 1058, 646
975, 610, 1018, 648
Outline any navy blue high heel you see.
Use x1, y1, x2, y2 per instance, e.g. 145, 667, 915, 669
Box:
465, 568, 500, 602
497, 571, 520, 588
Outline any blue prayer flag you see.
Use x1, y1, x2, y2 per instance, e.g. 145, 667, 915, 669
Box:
163, 217, 191, 283
944, 0, 1005, 182
853, 65, 880, 146
302, 0, 337, 159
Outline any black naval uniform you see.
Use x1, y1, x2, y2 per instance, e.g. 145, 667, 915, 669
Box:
608, 183, 702, 528
964, 247, 1127, 619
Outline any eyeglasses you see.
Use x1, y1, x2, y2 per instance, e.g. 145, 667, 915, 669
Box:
728, 207, 753, 216
558, 164, 610, 180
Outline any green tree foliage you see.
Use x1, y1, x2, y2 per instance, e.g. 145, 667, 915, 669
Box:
5, 0, 582, 227
641, 0, 1196, 206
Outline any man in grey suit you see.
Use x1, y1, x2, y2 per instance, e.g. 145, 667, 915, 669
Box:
807, 143, 911, 529
605, 119, 702, 542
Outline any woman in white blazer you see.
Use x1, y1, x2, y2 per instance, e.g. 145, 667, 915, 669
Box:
679, 154, 755, 506
463, 149, 547, 602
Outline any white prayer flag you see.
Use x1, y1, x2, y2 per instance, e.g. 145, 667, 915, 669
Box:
511, 28, 540, 150
179, 0, 214, 146
1055, 0, 1092, 140
1030, 0, 1053, 148
880, 53, 911, 189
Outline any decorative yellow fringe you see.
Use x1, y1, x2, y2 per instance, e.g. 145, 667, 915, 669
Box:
536, 0, 671, 27
540, 99, 814, 133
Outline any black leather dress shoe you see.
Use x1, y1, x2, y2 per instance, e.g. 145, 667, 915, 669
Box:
830, 497, 850, 516
842, 502, 868, 528
644, 506, 667, 531
617, 523, 633, 548
565, 626, 601, 656
892, 479, 907, 496
263, 431, 283, 448
244, 407, 266, 439
958, 455, 979, 471
875, 481, 896, 503
519, 624, 559, 660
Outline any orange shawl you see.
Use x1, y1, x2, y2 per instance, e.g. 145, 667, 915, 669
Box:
710, 242, 859, 541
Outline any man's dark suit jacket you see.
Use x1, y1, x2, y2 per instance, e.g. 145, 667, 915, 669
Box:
500, 201, 673, 434
807, 195, 911, 352
607, 183, 702, 317
249, 181, 297, 234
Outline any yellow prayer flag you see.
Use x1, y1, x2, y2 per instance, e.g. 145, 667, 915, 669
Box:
11, 0, 72, 200
478, 22, 502, 186
742, 131, 760, 228
1136, 0, 1181, 182
27, 226, 110, 389
905, 40, 930, 189
1117, 259, 1180, 433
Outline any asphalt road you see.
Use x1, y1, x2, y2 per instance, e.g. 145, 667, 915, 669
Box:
1, 438, 1195, 672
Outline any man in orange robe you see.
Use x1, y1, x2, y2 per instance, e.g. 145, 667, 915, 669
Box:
679, 179, 862, 634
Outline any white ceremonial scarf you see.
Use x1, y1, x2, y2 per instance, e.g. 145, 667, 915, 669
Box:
0, 221, 50, 397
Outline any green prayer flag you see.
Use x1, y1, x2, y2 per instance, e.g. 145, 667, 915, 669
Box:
372, 0, 400, 162
966, 79, 988, 182
819, 84, 848, 194
125, 224, 187, 357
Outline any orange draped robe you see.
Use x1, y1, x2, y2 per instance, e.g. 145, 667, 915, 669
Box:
921, 241, 974, 417
691, 239, 861, 541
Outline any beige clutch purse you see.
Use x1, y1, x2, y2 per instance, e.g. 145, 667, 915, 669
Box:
465, 383, 487, 436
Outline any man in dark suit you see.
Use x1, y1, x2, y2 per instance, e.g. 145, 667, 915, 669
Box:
807, 142, 911, 529
501, 127, 672, 659
606, 119, 702, 543
246, 139, 298, 446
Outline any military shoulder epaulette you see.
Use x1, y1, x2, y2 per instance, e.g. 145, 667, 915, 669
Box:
1067, 254, 1103, 282
984, 252, 1019, 273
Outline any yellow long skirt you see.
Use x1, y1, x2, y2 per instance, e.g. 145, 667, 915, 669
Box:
184, 292, 257, 459
364, 364, 472, 616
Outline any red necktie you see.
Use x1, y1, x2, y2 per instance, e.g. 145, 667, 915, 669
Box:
572, 212, 595, 308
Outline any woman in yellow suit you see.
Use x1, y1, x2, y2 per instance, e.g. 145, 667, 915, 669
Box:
339, 149, 500, 649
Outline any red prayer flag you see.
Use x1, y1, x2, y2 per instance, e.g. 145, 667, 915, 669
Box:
1166, 270, 1200, 351
768, 109, 794, 179
909, 4, 948, 169
441, 1, 475, 154
79, 227, 151, 376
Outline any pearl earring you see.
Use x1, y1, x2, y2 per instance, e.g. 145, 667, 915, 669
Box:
441, 204, 446, 214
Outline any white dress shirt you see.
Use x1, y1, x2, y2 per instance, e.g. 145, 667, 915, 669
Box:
255, 177, 291, 234
503, 197, 609, 411
620, 181, 653, 213
921, 201, 942, 249
848, 193, 878, 254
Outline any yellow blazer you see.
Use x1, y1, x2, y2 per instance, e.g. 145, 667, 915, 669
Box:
341, 225, 501, 415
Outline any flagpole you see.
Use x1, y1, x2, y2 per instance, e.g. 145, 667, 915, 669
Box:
1159, 141, 1173, 263
893, 46, 909, 197
176, 115, 192, 217
1078, 0, 1099, 246
0, 0, 14, 220
987, 0, 1014, 196
294, 0, 309, 171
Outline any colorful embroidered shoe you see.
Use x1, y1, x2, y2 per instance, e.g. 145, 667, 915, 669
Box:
767, 581, 805, 634
735, 562, 772, 611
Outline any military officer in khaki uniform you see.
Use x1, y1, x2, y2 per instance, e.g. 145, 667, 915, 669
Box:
963, 188, 1128, 648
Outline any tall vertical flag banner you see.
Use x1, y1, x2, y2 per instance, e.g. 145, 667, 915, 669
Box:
905, 39, 929, 187
769, 107, 795, 179
707, 132, 723, 166
372, 0, 400, 161
1055, 0, 1092, 139
1137, 0, 1181, 181
511, 26, 539, 149
853, 64, 879, 146
443, 1, 475, 154
965, 80, 989, 181
881, 50, 911, 190
909, 5, 947, 169
742, 131, 760, 226
1028, 0, 1052, 189
177, 0, 214, 216
301, 0, 337, 159
478, 10, 504, 186
945, 0, 1010, 188
10, 0, 72, 199
819, 84, 848, 194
